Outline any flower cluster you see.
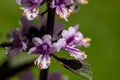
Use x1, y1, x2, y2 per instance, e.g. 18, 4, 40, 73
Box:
0, 0, 92, 80
16, 0, 88, 21
29, 25, 90, 69
54, 25, 90, 61
1, 0, 90, 70
4, 16, 90, 69
51, 0, 88, 21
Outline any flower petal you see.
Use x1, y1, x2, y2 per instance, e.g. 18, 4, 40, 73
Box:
28, 47, 36, 54
74, 24, 79, 31
42, 35, 52, 41
62, 27, 76, 39
25, 9, 39, 21
61, 30, 69, 39
16, 0, 21, 5
42, 35, 52, 45
64, 46, 87, 61
56, 5, 68, 21
35, 55, 51, 69
53, 38, 66, 52
74, 32, 83, 41
32, 37, 43, 46
68, 27, 76, 36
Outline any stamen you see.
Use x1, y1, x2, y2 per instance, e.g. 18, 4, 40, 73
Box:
32, 8, 37, 13
34, 60, 38, 65
23, 9, 28, 16
83, 38, 91, 42
39, 63, 43, 69
68, 9, 72, 13
46, 61, 51, 65
81, 52, 87, 59
77, 56, 81, 61
81, 0, 88, 4
70, 54, 74, 57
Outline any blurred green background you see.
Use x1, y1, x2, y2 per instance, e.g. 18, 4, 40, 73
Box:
0, 0, 120, 80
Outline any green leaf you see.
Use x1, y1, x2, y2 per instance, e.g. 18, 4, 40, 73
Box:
52, 55, 92, 80
74, 61, 92, 80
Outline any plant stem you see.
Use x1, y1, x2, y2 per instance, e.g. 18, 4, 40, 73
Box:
40, 68, 49, 80
46, 0, 56, 36
40, 0, 56, 80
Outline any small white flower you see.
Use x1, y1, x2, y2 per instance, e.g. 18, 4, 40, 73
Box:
35, 55, 51, 69
23, 8, 39, 21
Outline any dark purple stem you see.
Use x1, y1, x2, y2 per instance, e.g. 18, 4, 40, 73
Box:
40, 0, 56, 80
46, 0, 56, 36
40, 68, 49, 80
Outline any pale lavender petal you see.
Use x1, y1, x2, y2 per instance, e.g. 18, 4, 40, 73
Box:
32, 37, 43, 46
42, 35, 52, 46
68, 27, 76, 36
74, 24, 79, 31
62, 30, 69, 39
74, 32, 83, 41
16, 0, 21, 5
62, 27, 76, 39
42, 35, 52, 41
28, 47, 36, 54
53, 38, 66, 52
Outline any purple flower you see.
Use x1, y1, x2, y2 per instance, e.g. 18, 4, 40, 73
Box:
48, 71, 66, 80
29, 35, 55, 69
51, 0, 88, 21
51, 0, 73, 21
16, 0, 41, 9
16, 0, 42, 20
53, 25, 90, 61
6, 29, 27, 58
61, 25, 90, 47
19, 70, 35, 80
15, 0, 88, 21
